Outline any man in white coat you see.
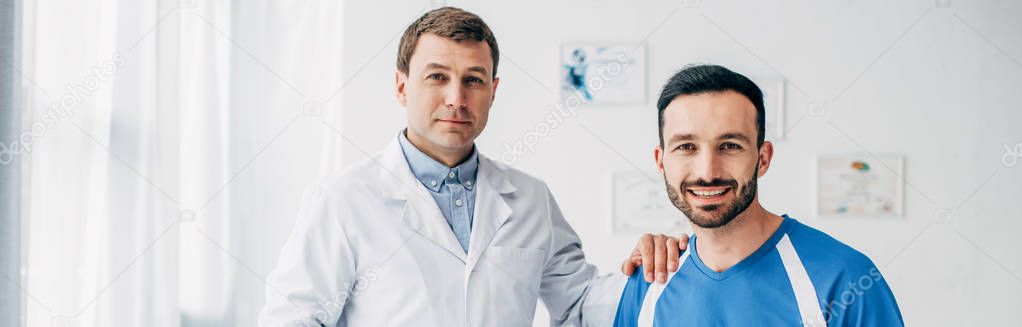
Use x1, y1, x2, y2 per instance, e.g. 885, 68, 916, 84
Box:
259, 7, 686, 326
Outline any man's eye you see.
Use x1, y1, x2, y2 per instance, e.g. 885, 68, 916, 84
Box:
427, 73, 447, 81
465, 77, 484, 84
676, 144, 696, 151
721, 143, 742, 151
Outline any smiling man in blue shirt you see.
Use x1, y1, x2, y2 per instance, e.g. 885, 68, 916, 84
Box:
613, 65, 903, 326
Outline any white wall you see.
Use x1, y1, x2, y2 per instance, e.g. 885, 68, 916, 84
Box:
336, 0, 1022, 325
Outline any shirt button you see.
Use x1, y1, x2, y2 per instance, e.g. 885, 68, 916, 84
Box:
466, 180, 473, 186
448, 172, 455, 178
430, 180, 437, 186
455, 199, 463, 207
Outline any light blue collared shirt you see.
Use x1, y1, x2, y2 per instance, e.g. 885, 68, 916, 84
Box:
398, 130, 478, 252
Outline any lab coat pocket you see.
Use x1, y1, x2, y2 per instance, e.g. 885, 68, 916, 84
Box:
481, 246, 546, 289
476, 246, 547, 323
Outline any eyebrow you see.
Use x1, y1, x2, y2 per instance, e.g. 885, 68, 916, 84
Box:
719, 132, 752, 143
667, 132, 752, 144
425, 63, 450, 71
424, 63, 488, 76
466, 66, 489, 75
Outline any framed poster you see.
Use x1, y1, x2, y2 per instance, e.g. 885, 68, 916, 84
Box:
814, 154, 905, 217
559, 43, 646, 105
611, 170, 688, 233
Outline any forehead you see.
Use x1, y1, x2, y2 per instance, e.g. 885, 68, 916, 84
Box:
661, 90, 757, 139
409, 33, 493, 72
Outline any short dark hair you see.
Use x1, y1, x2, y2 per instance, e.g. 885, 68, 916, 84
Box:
656, 64, 765, 147
397, 7, 500, 78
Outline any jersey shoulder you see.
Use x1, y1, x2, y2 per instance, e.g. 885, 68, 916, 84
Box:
784, 218, 904, 325
613, 266, 654, 327
786, 218, 877, 274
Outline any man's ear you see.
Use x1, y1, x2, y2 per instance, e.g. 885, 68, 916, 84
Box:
756, 141, 774, 178
490, 76, 500, 102
654, 144, 665, 176
395, 71, 408, 107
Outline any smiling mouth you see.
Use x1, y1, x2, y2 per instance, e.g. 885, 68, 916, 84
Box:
686, 187, 731, 199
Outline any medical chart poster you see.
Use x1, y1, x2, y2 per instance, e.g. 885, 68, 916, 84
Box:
814, 154, 905, 217
559, 44, 646, 105
611, 170, 688, 234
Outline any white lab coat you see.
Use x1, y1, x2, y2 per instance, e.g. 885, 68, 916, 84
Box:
259, 136, 623, 327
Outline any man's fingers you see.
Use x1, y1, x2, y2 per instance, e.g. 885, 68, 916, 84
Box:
639, 234, 654, 282
622, 247, 645, 275
666, 237, 679, 272
621, 247, 646, 275
678, 233, 690, 252
621, 258, 635, 275
654, 234, 667, 284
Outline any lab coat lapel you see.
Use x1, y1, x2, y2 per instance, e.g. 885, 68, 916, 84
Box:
378, 138, 467, 263
466, 156, 516, 271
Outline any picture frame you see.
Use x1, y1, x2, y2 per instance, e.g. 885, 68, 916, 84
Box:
559, 43, 647, 105
610, 170, 688, 234
813, 154, 905, 217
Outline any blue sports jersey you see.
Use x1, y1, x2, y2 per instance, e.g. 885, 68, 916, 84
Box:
613, 215, 903, 327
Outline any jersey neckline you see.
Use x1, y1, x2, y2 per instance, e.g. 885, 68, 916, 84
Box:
686, 214, 796, 281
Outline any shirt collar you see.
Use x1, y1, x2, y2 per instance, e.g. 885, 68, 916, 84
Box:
398, 130, 478, 192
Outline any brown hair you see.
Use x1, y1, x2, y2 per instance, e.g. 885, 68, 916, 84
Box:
397, 7, 499, 77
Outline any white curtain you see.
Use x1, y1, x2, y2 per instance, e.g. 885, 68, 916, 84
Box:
176, 1, 343, 326
22, 0, 343, 326
24, 0, 179, 325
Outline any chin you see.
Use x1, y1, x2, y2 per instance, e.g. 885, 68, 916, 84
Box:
688, 214, 731, 229
430, 133, 474, 149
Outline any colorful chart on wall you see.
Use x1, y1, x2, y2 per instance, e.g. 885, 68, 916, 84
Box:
559, 44, 646, 105
814, 154, 905, 217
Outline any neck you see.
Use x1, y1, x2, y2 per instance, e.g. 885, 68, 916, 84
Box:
691, 200, 782, 273
405, 129, 473, 167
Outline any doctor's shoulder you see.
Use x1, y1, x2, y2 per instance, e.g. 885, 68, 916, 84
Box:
301, 154, 395, 210
318, 157, 382, 190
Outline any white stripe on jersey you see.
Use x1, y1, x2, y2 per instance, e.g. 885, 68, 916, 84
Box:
637, 250, 690, 327
777, 234, 826, 327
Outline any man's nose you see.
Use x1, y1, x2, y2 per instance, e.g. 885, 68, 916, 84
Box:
444, 83, 467, 110
692, 151, 723, 182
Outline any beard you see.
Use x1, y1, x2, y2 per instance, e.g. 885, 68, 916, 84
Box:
665, 164, 759, 229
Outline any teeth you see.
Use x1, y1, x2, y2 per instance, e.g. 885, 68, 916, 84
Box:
691, 189, 726, 197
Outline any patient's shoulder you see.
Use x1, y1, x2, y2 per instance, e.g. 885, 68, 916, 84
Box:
613, 271, 654, 326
